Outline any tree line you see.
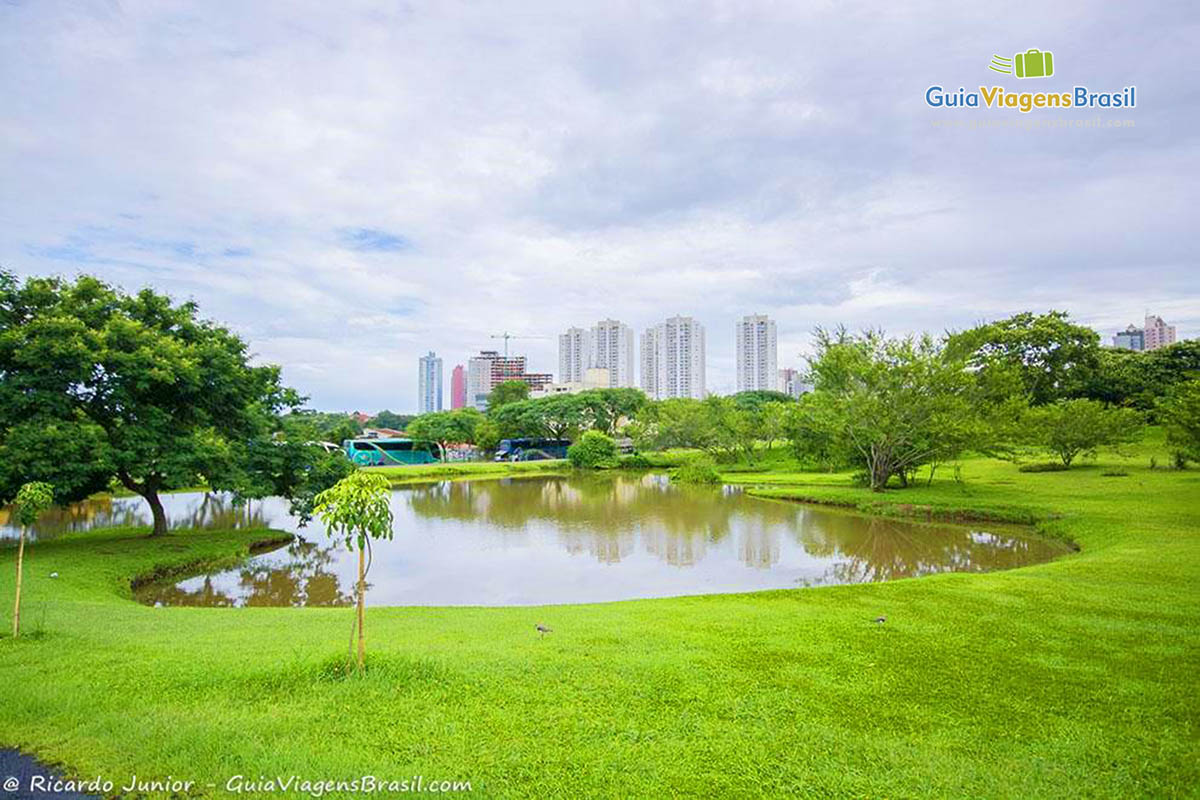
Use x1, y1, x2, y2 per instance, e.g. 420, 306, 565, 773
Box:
2, 271, 1196, 530
373, 311, 1200, 487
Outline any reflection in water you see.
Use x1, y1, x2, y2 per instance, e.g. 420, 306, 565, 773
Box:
8, 475, 1071, 607
141, 540, 355, 608
0, 492, 274, 540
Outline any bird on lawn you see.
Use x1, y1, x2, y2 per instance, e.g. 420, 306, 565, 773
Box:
873, 615, 887, 625
535, 623, 553, 636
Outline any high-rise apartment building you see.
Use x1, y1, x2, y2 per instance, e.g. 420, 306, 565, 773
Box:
450, 365, 466, 409
418, 351, 443, 414
639, 328, 657, 398
640, 316, 706, 400
590, 319, 635, 388
1143, 314, 1177, 350
466, 350, 553, 410
558, 327, 590, 383
736, 314, 778, 392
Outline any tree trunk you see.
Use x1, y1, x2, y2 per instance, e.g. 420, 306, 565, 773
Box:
144, 489, 169, 537
118, 472, 169, 537
11, 526, 26, 638
356, 547, 366, 672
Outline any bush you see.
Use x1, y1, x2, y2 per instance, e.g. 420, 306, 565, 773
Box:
567, 431, 620, 469
617, 453, 653, 469
1018, 462, 1070, 473
671, 458, 721, 485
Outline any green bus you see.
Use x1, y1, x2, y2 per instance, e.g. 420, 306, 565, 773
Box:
343, 437, 438, 466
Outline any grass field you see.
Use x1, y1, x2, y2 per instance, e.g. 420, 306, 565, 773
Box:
371, 459, 569, 485
0, 438, 1197, 798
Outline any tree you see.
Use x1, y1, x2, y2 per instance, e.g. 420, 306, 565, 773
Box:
782, 395, 842, 470
283, 410, 363, 443
701, 396, 759, 463
946, 311, 1100, 405
314, 471, 394, 672
487, 380, 530, 411
1158, 380, 1200, 466
366, 409, 416, 430
491, 394, 588, 441
804, 329, 988, 490
758, 401, 791, 449
473, 417, 501, 452
1081, 340, 1200, 414
567, 430, 619, 469
0, 272, 325, 535
406, 408, 484, 460
629, 398, 715, 454
235, 418, 355, 524
578, 388, 647, 436
10, 481, 53, 638
1022, 399, 1143, 467
731, 390, 796, 412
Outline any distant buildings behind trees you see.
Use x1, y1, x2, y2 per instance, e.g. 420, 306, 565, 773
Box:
466, 350, 553, 410
387, 309, 1186, 416
1113, 314, 1177, 351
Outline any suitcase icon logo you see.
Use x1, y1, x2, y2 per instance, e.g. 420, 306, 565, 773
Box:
988, 49, 1055, 79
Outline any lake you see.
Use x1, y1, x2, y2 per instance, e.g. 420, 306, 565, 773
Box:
1, 474, 1070, 606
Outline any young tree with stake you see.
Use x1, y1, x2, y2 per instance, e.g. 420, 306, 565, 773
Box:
313, 471, 394, 672
10, 481, 53, 638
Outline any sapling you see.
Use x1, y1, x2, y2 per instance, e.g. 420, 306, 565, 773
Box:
10, 482, 54, 638
313, 471, 394, 672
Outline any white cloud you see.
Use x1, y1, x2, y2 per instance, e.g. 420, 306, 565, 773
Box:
1, 0, 1197, 411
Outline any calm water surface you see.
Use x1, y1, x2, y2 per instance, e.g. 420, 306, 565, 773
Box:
1, 475, 1070, 606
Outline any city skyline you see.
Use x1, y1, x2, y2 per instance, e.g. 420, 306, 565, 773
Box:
396, 307, 1183, 414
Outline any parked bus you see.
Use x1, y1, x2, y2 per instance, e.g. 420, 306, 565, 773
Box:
493, 438, 571, 462
343, 437, 438, 466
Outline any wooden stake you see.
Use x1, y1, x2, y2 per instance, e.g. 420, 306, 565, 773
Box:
12, 526, 26, 639
356, 546, 366, 672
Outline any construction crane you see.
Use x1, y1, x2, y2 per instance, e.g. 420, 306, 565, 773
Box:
490, 331, 550, 357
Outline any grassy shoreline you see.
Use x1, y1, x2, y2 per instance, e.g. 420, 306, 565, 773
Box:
0, 440, 1197, 798
369, 459, 569, 485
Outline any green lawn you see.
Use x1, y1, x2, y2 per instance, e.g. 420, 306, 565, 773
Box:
371, 459, 569, 485
1, 441, 1197, 798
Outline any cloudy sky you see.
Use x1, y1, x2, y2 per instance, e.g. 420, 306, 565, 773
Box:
2, 1, 1196, 412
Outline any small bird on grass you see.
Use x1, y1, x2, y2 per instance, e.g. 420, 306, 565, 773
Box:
873, 615, 887, 625
535, 623, 553, 636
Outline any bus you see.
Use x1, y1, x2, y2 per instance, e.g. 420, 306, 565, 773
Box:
493, 438, 571, 462
343, 437, 438, 466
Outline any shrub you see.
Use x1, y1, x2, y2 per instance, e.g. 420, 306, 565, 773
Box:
567, 431, 620, 469
1018, 462, 1070, 473
671, 458, 721, 485
617, 453, 653, 469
